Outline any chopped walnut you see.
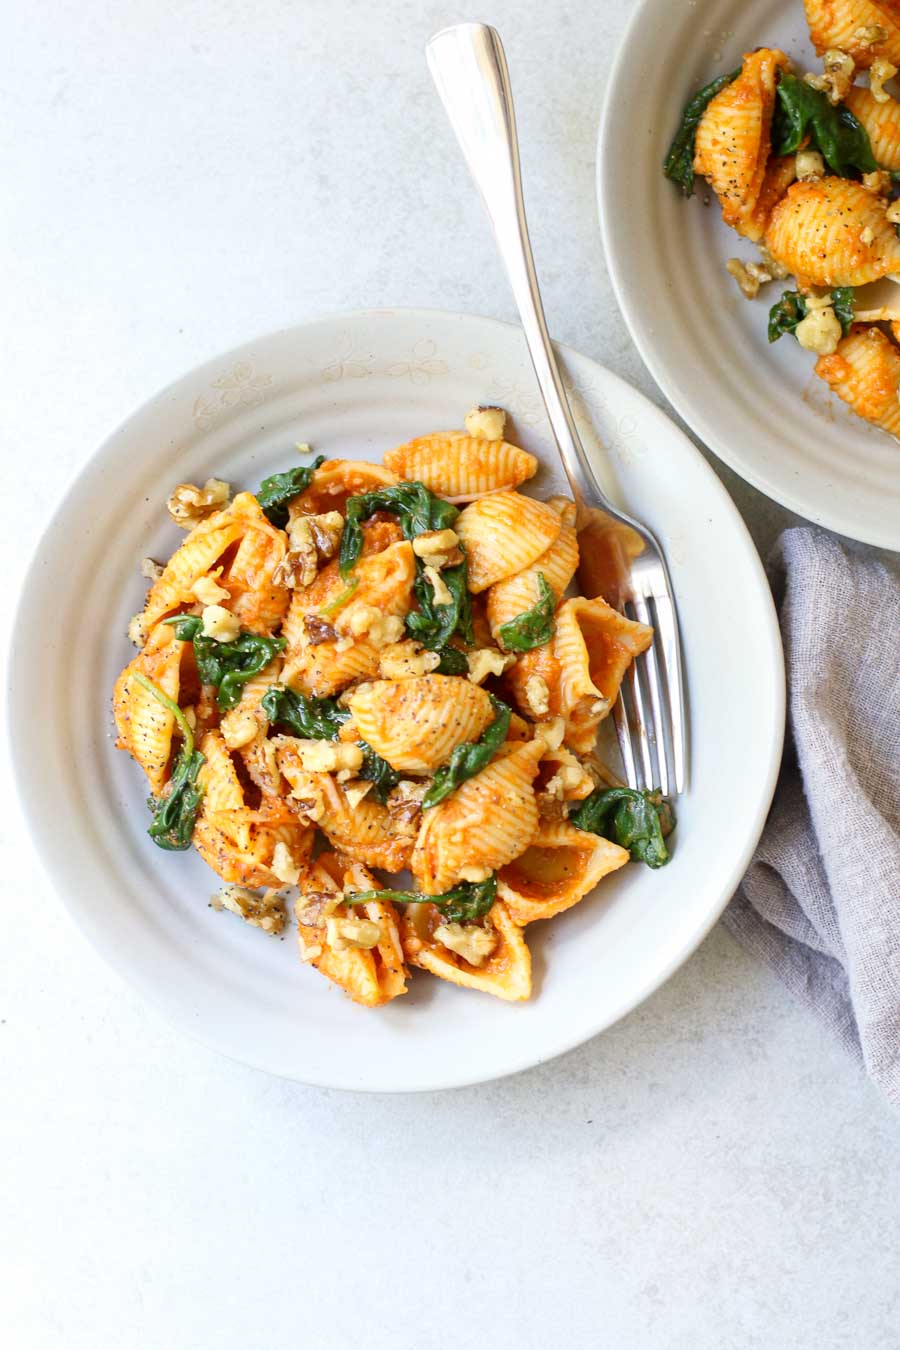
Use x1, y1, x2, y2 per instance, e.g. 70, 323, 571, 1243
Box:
167, 478, 231, 530
524, 674, 551, 717
220, 705, 260, 750
289, 740, 364, 774
887, 199, 900, 225
464, 405, 506, 440
805, 49, 855, 105
795, 148, 826, 182
726, 257, 779, 300
535, 716, 566, 751
304, 614, 338, 645
367, 615, 406, 648
191, 571, 230, 605
863, 169, 893, 195
870, 55, 898, 101
387, 779, 428, 830
757, 245, 790, 282
467, 647, 516, 685
210, 885, 285, 934
379, 641, 441, 680
295, 890, 338, 927
277, 512, 345, 589
325, 914, 382, 951
140, 557, 164, 581
423, 564, 453, 607
201, 604, 240, 642
412, 529, 463, 569
795, 298, 843, 356
434, 921, 497, 966
284, 769, 326, 823
271, 841, 301, 886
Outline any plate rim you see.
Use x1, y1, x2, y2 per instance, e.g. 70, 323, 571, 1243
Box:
596, 0, 900, 552
7, 306, 786, 1091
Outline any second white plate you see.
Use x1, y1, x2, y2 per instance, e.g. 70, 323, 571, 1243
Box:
598, 0, 900, 550
9, 308, 784, 1090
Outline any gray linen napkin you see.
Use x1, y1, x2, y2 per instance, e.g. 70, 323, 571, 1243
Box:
725, 527, 900, 1112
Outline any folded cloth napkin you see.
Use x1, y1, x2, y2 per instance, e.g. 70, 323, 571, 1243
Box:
725, 527, 900, 1113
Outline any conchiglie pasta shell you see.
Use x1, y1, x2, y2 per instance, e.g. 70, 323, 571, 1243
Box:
486, 522, 578, 636
765, 178, 900, 287
411, 738, 544, 893
504, 641, 563, 723
845, 85, 900, 172
193, 801, 312, 889
497, 820, 629, 925
554, 596, 653, 754
348, 675, 495, 773
142, 515, 243, 631
804, 0, 900, 67
815, 323, 900, 435
220, 492, 289, 634
197, 730, 245, 815
400, 900, 532, 1001
112, 629, 183, 794
295, 856, 407, 1007
738, 153, 798, 244
287, 459, 399, 519
693, 48, 789, 232
383, 433, 538, 499
455, 492, 561, 593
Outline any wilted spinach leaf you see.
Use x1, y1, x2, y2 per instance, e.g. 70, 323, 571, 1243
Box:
772, 74, 877, 177
261, 684, 350, 739
422, 695, 511, 809
497, 573, 555, 652
768, 287, 854, 343
345, 873, 497, 923
663, 68, 740, 196
406, 558, 474, 653
165, 615, 286, 711
571, 787, 675, 868
256, 454, 326, 527
339, 481, 459, 576
133, 673, 205, 851
356, 746, 401, 804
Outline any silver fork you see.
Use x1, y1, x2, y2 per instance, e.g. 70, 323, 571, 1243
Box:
427, 22, 687, 794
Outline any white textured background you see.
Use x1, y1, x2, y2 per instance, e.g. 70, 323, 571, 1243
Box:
2, 3, 898, 1348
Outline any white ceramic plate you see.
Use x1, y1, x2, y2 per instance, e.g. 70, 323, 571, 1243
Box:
9, 308, 784, 1091
598, 0, 900, 550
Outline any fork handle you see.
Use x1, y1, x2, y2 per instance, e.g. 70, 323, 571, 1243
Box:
426, 22, 606, 519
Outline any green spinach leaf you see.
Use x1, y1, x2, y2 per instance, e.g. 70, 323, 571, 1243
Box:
133, 673, 205, 851
768, 287, 854, 343
356, 745, 401, 804
165, 615, 286, 711
260, 684, 350, 739
345, 874, 497, 924
571, 787, 675, 869
256, 454, 326, 527
422, 695, 511, 810
663, 68, 740, 196
497, 573, 555, 652
339, 481, 459, 576
772, 74, 877, 177
405, 558, 474, 653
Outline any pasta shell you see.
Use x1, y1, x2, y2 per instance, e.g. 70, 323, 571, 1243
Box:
383, 433, 538, 500
112, 628, 183, 794
694, 48, 789, 232
554, 596, 653, 754
197, 730, 245, 814
400, 900, 532, 1001
142, 514, 243, 631
504, 641, 562, 723
411, 738, 544, 893
287, 459, 399, 519
348, 675, 495, 773
815, 323, 900, 435
455, 492, 562, 593
739, 153, 798, 244
486, 521, 578, 636
193, 799, 313, 889
497, 820, 629, 925
804, 0, 900, 67
845, 85, 900, 171
220, 492, 289, 634
765, 178, 900, 287
294, 856, 407, 1007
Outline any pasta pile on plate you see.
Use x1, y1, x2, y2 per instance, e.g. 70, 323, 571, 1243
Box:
665, 1, 900, 441
113, 406, 673, 1007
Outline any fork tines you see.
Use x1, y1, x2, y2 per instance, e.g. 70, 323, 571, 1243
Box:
613, 591, 686, 797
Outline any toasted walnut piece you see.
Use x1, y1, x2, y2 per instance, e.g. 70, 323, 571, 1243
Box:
805, 49, 855, 105
545, 764, 591, 800
887, 199, 900, 224
726, 257, 776, 300
307, 511, 344, 558
325, 914, 382, 951
590, 695, 612, 717
464, 405, 506, 440
423, 564, 453, 607
535, 716, 566, 751
343, 603, 382, 638
140, 557, 164, 581
284, 768, 326, 823
524, 674, 551, 717
368, 614, 406, 649
290, 740, 365, 774
795, 148, 826, 182
863, 169, 893, 195
387, 779, 428, 830
210, 885, 285, 934
379, 641, 441, 680
167, 478, 231, 529
795, 302, 842, 356
201, 604, 240, 641
191, 571, 230, 605
304, 614, 338, 645
870, 55, 898, 101
220, 705, 260, 751
271, 841, 301, 886
275, 546, 318, 590
412, 529, 460, 560
467, 647, 516, 685
127, 613, 147, 647
295, 890, 338, 927
434, 921, 498, 967
757, 245, 790, 281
